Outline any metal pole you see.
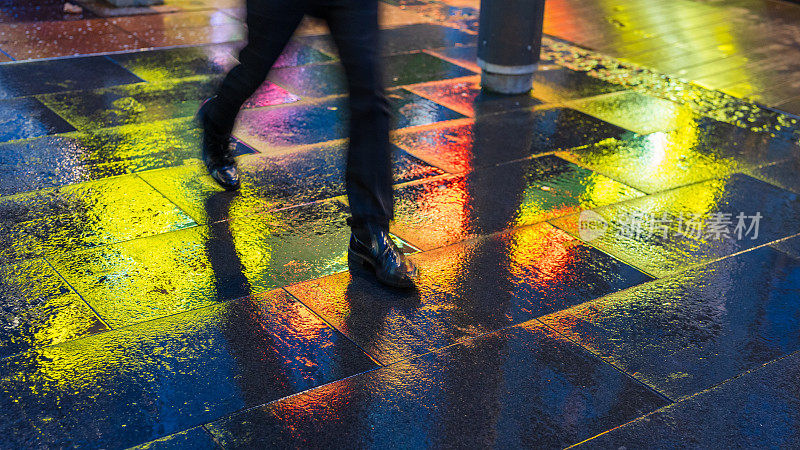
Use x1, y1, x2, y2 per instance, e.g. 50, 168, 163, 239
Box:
477, 0, 546, 94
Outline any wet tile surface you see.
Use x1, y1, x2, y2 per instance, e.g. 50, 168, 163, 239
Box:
389, 155, 643, 249
140, 143, 443, 224
373, 1, 432, 28
583, 350, 800, 448
108, 10, 241, 33
0, 56, 142, 99
415, 223, 653, 326
393, 107, 631, 174
531, 67, 627, 103
0, 289, 376, 448
560, 119, 799, 194
272, 40, 335, 68
400, 1, 480, 32
0, 19, 148, 59
267, 63, 345, 98
0, 136, 126, 195
122, 20, 247, 48
0, 175, 195, 263
0, 118, 256, 196
542, 245, 800, 399
778, 96, 800, 117
426, 45, 479, 72
285, 269, 468, 364
0, 259, 107, 360
4, 0, 800, 446
206, 320, 667, 449
49, 201, 352, 326
383, 51, 476, 86
0, 97, 75, 142
130, 427, 218, 450
290, 222, 651, 363
406, 76, 544, 117
404, 108, 629, 172
110, 45, 240, 81
269, 52, 475, 98
38, 78, 295, 130
771, 234, 800, 260
241, 82, 301, 109
299, 23, 477, 56
568, 90, 702, 135
747, 157, 800, 195
37, 79, 209, 130
552, 174, 800, 277
234, 89, 463, 150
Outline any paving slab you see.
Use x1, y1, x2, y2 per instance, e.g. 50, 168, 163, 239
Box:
124, 21, 247, 48
298, 23, 477, 56
567, 90, 702, 135
48, 200, 357, 327
0, 259, 107, 360
130, 427, 218, 450
268, 52, 475, 98
542, 245, 800, 399
0, 97, 76, 143
406, 76, 544, 117
0, 119, 256, 196
426, 45, 479, 72
393, 106, 632, 175
206, 320, 668, 449
580, 350, 800, 448
0, 174, 195, 264
0, 289, 376, 448
139, 142, 444, 224
233, 89, 464, 151
747, 157, 800, 195
37, 78, 296, 130
109, 44, 241, 81
389, 155, 643, 250
407, 68, 622, 118
108, 10, 241, 33
0, 55, 142, 99
289, 222, 651, 364
559, 118, 799, 194
0, 19, 148, 60
551, 174, 800, 277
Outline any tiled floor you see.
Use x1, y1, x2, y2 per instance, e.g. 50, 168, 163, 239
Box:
2, 0, 800, 448
540, 0, 800, 116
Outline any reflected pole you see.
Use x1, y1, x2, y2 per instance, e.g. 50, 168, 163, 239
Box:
477, 0, 546, 94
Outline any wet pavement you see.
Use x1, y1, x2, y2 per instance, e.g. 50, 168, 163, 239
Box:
2, 0, 800, 448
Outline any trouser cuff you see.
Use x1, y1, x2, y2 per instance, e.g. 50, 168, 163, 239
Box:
347, 216, 390, 230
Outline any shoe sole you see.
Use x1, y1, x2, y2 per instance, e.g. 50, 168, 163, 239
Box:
347, 249, 415, 289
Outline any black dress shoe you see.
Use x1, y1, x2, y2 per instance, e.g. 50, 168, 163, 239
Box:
348, 224, 419, 289
198, 98, 240, 191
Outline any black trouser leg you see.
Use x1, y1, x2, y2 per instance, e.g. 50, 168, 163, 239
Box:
324, 0, 393, 229
208, 0, 305, 135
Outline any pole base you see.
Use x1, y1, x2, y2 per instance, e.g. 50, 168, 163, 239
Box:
480, 71, 534, 95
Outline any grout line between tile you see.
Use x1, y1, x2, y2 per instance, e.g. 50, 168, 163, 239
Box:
43, 257, 112, 331
200, 424, 226, 449
535, 317, 675, 403
280, 287, 384, 367
0, 47, 14, 61
566, 348, 800, 449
